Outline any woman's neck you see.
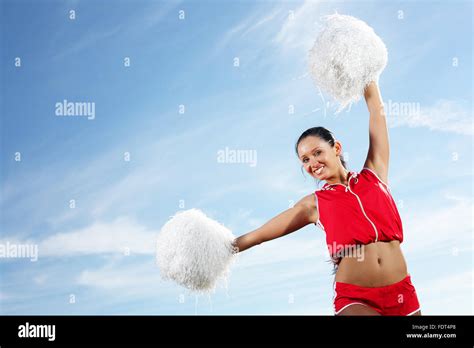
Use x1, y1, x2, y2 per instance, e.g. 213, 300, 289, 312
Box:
326, 167, 350, 186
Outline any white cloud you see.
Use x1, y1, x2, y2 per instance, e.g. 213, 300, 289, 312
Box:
213, 5, 282, 53
70, 235, 334, 314
273, 0, 323, 54
416, 270, 473, 315
70, 220, 330, 297
387, 99, 473, 135
210, 3, 284, 70
240, 7, 283, 38
39, 216, 157, 256
213, 18, 251, 53
77, 259, 161, 292
12, 189, 472, 315
402, 193, 472, 256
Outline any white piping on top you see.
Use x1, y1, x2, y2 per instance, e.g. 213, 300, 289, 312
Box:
314, 192, 325, 231
321, 171, 358, 191
326, 183, 346, 190
317, 220, 326, 231
346, 174, 379, 242
362, 167, 390, 190
318, 173, 379, 242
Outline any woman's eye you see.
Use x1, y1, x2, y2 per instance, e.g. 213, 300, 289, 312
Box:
303, 158, 308, 163
314, 151, 321, 155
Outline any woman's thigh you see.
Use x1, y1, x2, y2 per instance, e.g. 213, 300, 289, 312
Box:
337, 304, 381, 316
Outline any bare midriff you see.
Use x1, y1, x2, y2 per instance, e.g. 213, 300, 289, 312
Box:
334, 240, 408, 287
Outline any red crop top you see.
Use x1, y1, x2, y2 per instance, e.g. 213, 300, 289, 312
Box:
314, 167, 403, 264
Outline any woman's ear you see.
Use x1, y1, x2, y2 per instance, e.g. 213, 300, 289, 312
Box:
334, 141, 343, 156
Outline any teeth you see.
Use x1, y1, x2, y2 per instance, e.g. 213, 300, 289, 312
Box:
315, 166, 324, 175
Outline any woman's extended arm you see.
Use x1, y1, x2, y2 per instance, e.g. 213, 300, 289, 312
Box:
363, 81, 390, 184
232, 194, 318, 253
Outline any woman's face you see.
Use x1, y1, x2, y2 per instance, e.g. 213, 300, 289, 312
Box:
297, 136, 342, 179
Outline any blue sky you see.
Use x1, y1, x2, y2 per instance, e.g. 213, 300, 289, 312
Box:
0, 0, 472, 315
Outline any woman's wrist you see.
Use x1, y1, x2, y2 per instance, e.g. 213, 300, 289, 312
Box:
231, 238, 240, 254
364, 82, 384, 114
364, 81, 379, 98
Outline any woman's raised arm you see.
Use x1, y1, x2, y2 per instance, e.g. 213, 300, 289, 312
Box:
363, 81, 390, 184
232, 194, 318, 253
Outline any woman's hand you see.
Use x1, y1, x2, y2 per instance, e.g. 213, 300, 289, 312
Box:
232, 194, 318, 253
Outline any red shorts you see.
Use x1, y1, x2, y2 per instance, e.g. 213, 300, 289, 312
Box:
333, 274, 421, 316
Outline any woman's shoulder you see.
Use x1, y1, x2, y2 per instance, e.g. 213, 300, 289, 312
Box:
296, 193, 318, 209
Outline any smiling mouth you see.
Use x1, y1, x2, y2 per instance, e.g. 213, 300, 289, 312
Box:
314, 166, 324, 175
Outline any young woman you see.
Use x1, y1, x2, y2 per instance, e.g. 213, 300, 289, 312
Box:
232, 81, 421, 316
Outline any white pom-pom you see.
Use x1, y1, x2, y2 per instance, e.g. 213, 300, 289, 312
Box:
309, 13, 388, 112
156, 209, 237, 292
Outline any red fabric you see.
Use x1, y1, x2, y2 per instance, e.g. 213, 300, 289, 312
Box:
315, 168, 403, 261
333, 275, 421, 315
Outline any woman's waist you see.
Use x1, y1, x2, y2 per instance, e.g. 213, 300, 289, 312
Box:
334, 240, 408, 287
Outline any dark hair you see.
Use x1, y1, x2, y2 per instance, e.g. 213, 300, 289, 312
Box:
295, 126, 347, 170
